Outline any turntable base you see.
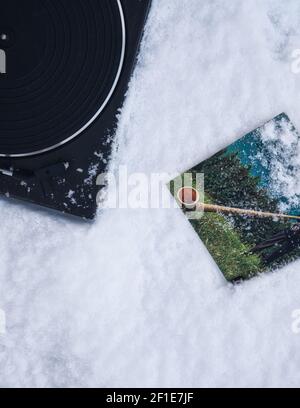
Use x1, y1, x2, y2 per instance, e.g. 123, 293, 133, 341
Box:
0, 0, 151, 219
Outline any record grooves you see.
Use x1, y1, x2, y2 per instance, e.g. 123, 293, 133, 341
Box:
0, 0, 151, 218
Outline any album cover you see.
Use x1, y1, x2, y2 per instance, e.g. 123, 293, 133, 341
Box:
170, 113, 300, 282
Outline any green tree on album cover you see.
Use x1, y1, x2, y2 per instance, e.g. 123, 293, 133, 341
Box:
170, 113, 300, 282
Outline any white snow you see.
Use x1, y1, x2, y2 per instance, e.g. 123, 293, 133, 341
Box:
2, 0, 300, 387
259, 116, 300, 210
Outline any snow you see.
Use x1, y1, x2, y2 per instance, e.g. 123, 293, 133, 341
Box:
1, 0, 300, 387
259, 116, 300, 210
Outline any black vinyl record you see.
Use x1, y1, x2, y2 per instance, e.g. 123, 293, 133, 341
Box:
0, 0, 151, 218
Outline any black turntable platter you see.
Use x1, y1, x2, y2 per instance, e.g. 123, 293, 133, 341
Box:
0, 0, 125, 157
0, 0, 151, 218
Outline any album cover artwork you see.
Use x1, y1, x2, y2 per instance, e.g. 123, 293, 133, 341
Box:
170, 113, 300, 282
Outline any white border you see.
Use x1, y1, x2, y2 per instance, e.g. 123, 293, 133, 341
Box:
0, 0, 126, 158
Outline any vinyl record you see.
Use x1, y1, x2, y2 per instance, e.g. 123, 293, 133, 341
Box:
0, 0, 125, 157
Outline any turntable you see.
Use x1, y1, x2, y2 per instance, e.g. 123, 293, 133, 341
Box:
0, 0, 151, 218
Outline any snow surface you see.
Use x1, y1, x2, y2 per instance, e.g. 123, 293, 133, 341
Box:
1, 0, 300, 388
